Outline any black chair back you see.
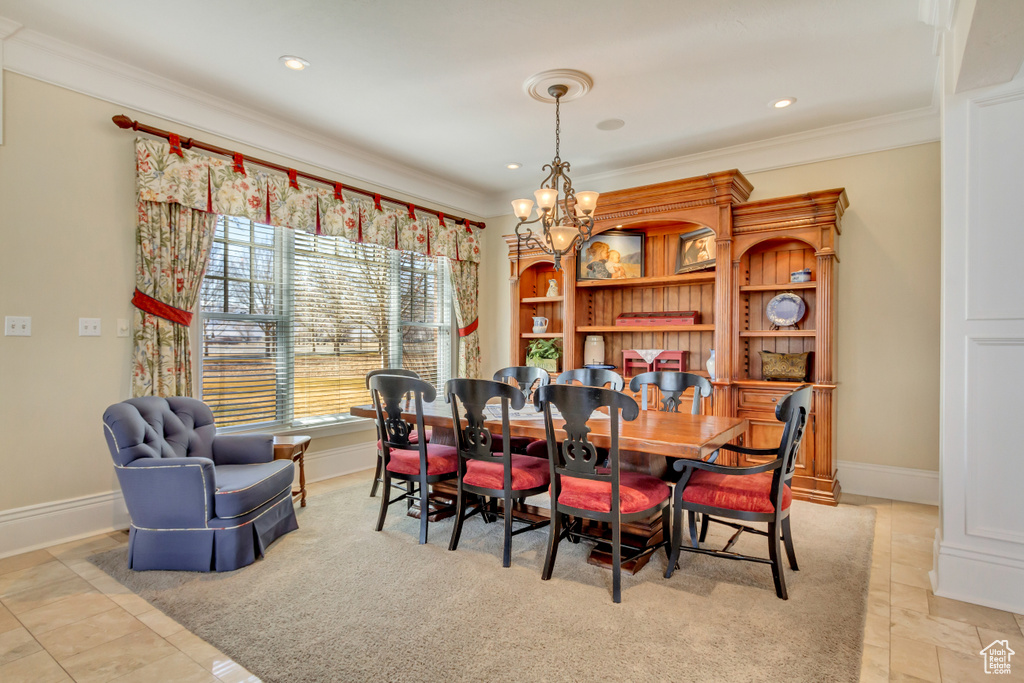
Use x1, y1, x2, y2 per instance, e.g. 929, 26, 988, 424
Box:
368, 374, 434, 450
774, 385, 813, 479
628, 371, 712, 414
556, 368, 624, 391
364, 367, 419, 389
445, 378, 525, 462
492, 366, 550, 406
537, 384, 639, 482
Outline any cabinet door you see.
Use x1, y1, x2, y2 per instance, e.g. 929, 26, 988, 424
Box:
736, 410, 814, 479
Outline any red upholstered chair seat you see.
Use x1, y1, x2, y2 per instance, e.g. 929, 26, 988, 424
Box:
488, 433, 534, 453
525, 439, 548, 458
377, 428, 430, 451
385, 444, 458, 476
556, 471, 670, 514
463, 455, 550, 491
682, 470, 792, 513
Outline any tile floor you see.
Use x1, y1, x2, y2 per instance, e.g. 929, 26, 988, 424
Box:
1, 471, 1021, 682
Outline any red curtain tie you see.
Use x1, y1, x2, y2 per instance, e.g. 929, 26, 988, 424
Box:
458, 319, 478, 337
232, 153, 246, 175
168, 133, 183, 157
408, 204, 416, 220
373, 194, 383, 211
288, 169, 299, 189
132, 288, 193, 326
334, 183, 345, 201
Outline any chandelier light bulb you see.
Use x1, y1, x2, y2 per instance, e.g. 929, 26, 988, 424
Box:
575, 191, 599, 214
511, 198, 534, 221
534, 188, 558, 211
549, 225, 579, 251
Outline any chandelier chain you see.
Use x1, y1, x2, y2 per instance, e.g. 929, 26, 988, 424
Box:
554, 94, 561, 159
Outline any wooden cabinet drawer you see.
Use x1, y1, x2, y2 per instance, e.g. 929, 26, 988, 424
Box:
737, 387, 788, 411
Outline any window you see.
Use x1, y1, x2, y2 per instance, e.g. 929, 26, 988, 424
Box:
200, 216, 453, 429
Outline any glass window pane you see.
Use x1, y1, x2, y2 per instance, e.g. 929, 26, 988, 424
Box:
200, 279, 224, 312
226, 217, 251, 243
252, 283, 275, 315
226, 243, 250, 280
253, 223, 275, 246
253, 247, 274, 282
214, 217, 225, 239
207, 241, 225, 278
227, 280, 250, 314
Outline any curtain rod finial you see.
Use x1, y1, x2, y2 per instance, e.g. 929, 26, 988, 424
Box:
112, 115, 138, 130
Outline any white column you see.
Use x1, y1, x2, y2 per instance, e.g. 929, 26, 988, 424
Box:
933, 1, 1024, 613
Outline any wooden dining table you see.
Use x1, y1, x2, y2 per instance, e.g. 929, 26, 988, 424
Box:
350, 400, 748, 572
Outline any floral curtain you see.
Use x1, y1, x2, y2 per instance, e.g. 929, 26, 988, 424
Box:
132, 137, 483, 392
131, 200, 216, 396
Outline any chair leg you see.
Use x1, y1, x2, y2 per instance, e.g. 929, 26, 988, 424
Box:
448, 480, 466, 552
542, 512, 562, 581
768, 521, 788, 600
661, 505, 672, 562
374, 470, 391, 532
688, 511, 700, 549
369, 452, 382, 498
781, 515, 799, 571
665, 487, 683, 579
406, 480, 414, 511
502, 493, 513, 568
699, 513, 710, 543
418, 473, 429, 545
612, 515, 622, 603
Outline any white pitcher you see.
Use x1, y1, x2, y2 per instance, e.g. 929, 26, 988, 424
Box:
532, 316, 549, 334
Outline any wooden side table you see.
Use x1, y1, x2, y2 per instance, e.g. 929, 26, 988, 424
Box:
273, 436, 311, 507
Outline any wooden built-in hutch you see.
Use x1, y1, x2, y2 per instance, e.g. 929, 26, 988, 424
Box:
506, 170, 847, 505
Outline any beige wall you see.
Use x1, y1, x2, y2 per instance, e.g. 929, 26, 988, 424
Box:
0, 73, 480, 512
477, 143, 941, 472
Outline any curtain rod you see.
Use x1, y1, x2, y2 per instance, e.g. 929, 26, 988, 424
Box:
111, 114, 486, 230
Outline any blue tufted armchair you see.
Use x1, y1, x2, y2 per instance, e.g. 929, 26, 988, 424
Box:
102, 396, 299, 571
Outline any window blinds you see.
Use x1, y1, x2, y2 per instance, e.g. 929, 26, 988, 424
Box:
200, 217, 452, 429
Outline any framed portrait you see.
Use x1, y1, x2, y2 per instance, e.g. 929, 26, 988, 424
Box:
675, 227, 716, 274
576, 230, 645, 281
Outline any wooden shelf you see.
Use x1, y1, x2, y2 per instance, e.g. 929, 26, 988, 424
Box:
575, 271, 715, 290
577, 325, 715, 333
739, 281, 817, 292
521, 332, 562, 339
739, 329, 816, 337
520, 295, 564, 303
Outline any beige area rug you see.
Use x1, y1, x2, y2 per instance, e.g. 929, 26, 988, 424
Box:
91, 483, 875, 683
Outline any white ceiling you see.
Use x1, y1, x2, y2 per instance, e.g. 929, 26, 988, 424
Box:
0, 0, 939, 211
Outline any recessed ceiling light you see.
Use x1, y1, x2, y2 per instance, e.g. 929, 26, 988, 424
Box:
506, 162, 522, 170
772, 97, 796, 109
280, 55, 310, 71
596, 118, 625, 131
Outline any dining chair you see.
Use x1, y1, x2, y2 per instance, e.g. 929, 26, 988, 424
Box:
555, 367, 625, 391
493, 365, 551, 454
537, 383, 671, 603
664, 384, 812, 599
628, 370, 712, 415
445, 378, 551, 567
365, 368, 430, 498
369, 374, 458, 544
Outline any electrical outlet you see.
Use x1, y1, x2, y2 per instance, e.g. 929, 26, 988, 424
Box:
79, 318, 101, 336
5, 316, 31, 336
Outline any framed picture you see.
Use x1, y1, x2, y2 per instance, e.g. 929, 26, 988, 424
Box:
576, 230, 645, 281
675, 227, 716, 274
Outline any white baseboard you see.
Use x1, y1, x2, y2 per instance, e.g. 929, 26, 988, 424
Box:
0, 491, 130, 560
839, 460, 940, 505
0, 442, 377, 560
932, 540, 1024, 615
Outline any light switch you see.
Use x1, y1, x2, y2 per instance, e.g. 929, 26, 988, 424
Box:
79, 318, 101, 336
117, 318, 130, 337
5, 316, 31, 336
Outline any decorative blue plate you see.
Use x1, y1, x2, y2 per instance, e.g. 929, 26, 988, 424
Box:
584, 364, 616, 370
766, 293, 806, 327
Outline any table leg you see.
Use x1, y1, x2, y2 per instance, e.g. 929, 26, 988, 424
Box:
297, 448, 307, 507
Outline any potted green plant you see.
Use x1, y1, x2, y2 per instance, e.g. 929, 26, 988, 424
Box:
526, 338, 562, 373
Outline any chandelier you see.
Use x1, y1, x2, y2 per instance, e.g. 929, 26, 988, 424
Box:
511, 84, 599, 271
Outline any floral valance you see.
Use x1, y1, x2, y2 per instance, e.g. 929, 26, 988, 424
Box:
135, 137, 480, 262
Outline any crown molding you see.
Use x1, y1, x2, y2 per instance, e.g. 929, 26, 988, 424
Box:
0, 16, 22, 39
0, 25, 491, 217
482, 105, 940, 216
